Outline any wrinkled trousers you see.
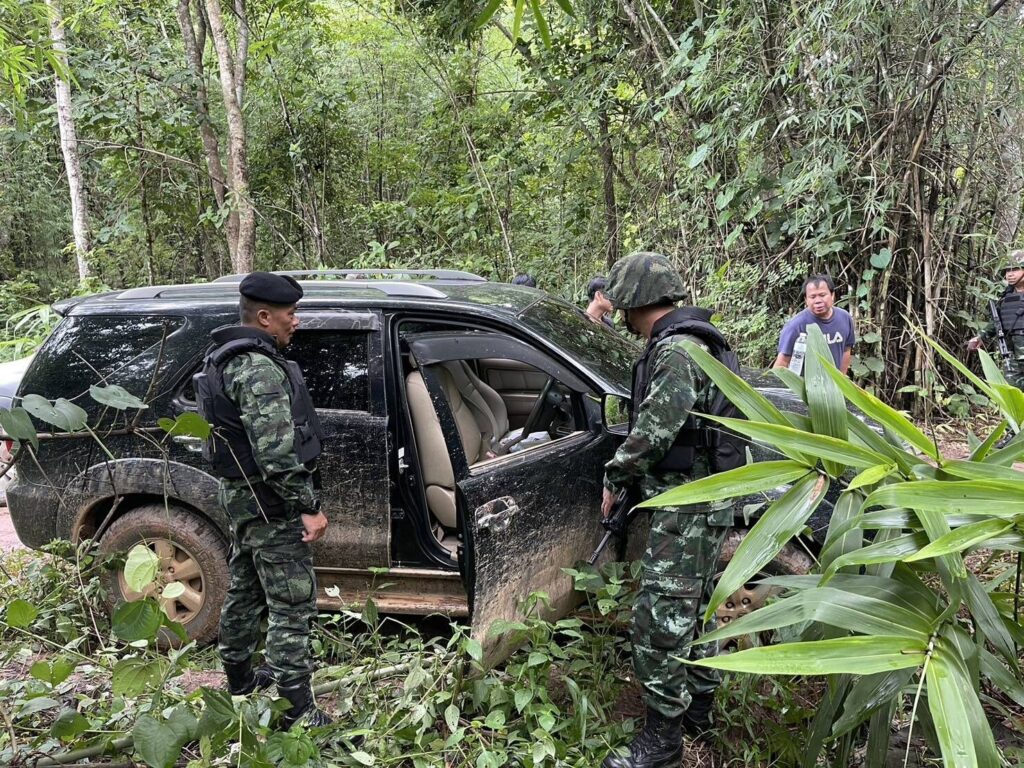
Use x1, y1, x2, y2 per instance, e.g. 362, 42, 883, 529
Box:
217, 483, 317, 686
632, 504, 731, 718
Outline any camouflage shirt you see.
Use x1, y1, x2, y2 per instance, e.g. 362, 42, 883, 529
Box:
604, 334, 711, 499
221, 352, 316, 511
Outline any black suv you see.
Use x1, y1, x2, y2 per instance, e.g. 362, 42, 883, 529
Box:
7, 270, 816, 655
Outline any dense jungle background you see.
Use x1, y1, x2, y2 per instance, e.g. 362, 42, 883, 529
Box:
3, 0, 1024, 412
7, 2, 1024, 767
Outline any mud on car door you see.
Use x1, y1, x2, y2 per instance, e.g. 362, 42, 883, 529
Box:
405, 332, 619, 663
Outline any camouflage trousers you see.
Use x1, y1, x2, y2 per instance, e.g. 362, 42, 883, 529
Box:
632, 504, 731, 719
217, 482, 317, 686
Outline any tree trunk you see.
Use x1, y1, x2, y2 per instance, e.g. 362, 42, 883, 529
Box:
204, 0, 255, 273
176, 0, 239, 271
45, 0, 91, 281
597, 108, 619, 267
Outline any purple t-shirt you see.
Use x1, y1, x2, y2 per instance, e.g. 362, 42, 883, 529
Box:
778, 308, 855, 370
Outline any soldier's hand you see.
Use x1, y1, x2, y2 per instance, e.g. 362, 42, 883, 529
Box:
967, 337, 982, 352
601, 488, 616, 519
301, 511, 328, 542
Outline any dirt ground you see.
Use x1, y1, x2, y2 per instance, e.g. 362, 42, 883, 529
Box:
0, 505, 23, 551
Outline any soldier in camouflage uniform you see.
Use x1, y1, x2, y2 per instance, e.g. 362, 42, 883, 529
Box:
968, 249, 1024, 389
194, 272, 332, 729
600, 252, 733, 768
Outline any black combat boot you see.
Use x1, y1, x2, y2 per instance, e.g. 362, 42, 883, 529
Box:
277, 678, 333, 729
681, 692, 714, 738
223, 660, 275, 695
602, 708, 684, 768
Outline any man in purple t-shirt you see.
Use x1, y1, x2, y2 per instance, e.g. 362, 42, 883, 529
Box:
773, 274, 855, 375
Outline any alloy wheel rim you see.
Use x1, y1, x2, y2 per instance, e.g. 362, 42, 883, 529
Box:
118, 538, 206, 624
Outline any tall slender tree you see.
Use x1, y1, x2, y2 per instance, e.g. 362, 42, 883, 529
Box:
44, 0, 91, 280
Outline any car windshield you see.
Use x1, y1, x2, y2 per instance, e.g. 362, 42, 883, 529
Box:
519, 297, 637, 394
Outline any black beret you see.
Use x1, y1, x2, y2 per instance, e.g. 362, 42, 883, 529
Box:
238, 272, 303, 305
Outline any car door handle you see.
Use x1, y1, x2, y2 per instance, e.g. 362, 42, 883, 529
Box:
172, 435, 204, 453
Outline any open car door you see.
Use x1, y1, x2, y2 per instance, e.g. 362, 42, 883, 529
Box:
406, 332, 622, 664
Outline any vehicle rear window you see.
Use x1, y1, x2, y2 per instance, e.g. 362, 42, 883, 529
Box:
283, 331, 371, 412
25, 315, 185, 415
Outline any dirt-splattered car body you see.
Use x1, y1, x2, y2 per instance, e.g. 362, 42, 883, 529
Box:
5, 271, 829, 655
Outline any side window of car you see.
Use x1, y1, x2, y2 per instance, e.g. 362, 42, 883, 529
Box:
283, 330, 371, 412
29, 315, 185, 415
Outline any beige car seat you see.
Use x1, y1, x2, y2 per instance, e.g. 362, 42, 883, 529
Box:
405, 361, 512, 556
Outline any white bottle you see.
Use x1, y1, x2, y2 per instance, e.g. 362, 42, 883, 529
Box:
788, 332, 807, 375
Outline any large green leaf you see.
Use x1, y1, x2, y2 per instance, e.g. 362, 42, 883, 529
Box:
802, 676, 850, 768
844, 414, 919, 475
920, 331, 998, 398
913, 507, 967, 587
926, 640, 1000, 768
528, 0, 551, 46
6, 598, 38, 628
157, 412, 211, 440
771, 366, 805, 399
90, 384, 148, 410
0, 406, 38, 449
696, 586, 935, 645
705, 472, 828, 620
981, 433, 1024, 466
964, 575, 1019, 674
864, 480, 1024, 518
804, 328, 847, 477
134, 708, 199, 768
638, 460, 812, 508
686, 635, 926, 675
473, 0, 504, 29
905, 519, 1014, 563
124, 544, 159, 593
822, 365, 938, 460
681, 340, 799, 428
831, 668, 916, 738
823, 532, 929, 581
844, 463, 895, 491
702, 415, 892, 471
938, 459, 1024, 483
992, 382, 1024, 427
21, 394, 87, 432
765, 571, 941, 622
820, 491, 864, 571
113, 656, 169, 696
981, 648, 1024, 709
969, 421, 1007, 461
112, 598, 163, 642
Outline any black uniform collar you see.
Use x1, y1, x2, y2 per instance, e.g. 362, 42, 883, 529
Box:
648, 306, 712, 341
211, 324, 278, 348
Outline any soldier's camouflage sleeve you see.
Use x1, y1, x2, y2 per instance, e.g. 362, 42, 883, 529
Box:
980, 319, 996, 341
225, 353, 316, 511
604, 339, 702, 491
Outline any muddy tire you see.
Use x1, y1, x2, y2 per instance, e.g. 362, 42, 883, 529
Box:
100, 503, 229, 646
714, 528, 814, 649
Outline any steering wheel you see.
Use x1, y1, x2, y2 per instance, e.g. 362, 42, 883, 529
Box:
518, 377, 556, 439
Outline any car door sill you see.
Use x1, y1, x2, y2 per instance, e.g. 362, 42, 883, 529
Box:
315, 566, 469, 617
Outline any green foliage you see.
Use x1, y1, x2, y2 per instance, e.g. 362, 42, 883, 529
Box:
664, 329, 1024, 765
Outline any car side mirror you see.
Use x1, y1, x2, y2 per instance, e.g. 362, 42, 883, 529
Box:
601, 394, 630, 432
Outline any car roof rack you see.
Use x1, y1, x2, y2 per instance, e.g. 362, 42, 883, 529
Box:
114, 280, 451, 301
213, 269, 487, 283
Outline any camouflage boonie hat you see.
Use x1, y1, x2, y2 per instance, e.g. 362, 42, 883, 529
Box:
604, 251, 689, 310
1001, 249, 1024, 273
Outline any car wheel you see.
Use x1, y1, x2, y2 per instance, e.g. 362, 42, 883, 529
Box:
714, 528, 814, 650
100, 503, 229, 646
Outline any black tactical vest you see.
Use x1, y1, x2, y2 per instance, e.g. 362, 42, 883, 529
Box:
193, 326, 323, 482
631, 307, 735, 473
997, 292, 1024, 336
